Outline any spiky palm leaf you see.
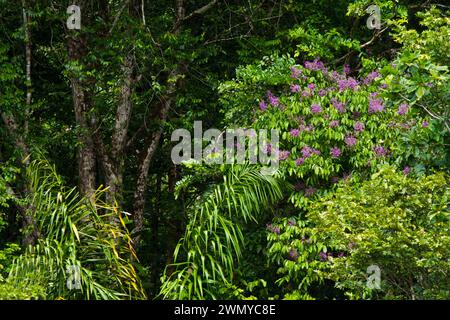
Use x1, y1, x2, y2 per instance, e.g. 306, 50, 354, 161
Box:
5, 159, 146, 300
159, 164, 284, 299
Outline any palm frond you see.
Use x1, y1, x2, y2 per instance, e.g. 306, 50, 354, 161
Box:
6, 159, 147, 300
160, 164, 284, 299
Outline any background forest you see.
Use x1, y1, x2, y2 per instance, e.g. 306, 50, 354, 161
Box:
0, 0, 448, 300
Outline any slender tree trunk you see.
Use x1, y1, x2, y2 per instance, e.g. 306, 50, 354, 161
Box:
131, 0, 186, 246
66, 3, 97, 198
107, 53, 135, 205
22, 0, 32, 137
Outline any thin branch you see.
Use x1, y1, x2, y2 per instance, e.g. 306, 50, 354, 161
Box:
109, 1, 130, 34
183, 0, 218, 21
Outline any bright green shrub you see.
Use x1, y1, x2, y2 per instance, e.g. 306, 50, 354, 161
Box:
268, 166, 449, 299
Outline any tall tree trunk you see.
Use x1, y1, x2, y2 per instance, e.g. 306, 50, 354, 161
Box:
107, 52, 135, 205
131, 0, 186, 246
0, 1, 38, 245
66, 3, 97, 198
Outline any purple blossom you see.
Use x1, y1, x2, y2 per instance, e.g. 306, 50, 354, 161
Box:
331, 98, 345, 113
318, 89, 327, 97
305, 187, 316, 197
403, 166, 411, 175
374, 146, 388, 157
313, 148, 321, 155
301, 90, 312, 97
352, 111, 361, 119
330, 70, 345, 82
308, 83, 316, 92
290, 84, 301, 93
289, 248, 299, 261
354, 121, 365, 132
290, 67, 302, 79
329, 120, 340, 128
379, 83, 387, 89
344, 64, 351, 75
319, 252, 328, 262
398, 103, 409, 115
266, 224, 281, 235
347, 77, 359, 90
337, 79, 348, 92
304, 59, 324, 71
301, 146, 313, 158
290, 128, 300, 137
345, 135, 357, 147
425, 82, 434, 88
263, 143, 272, 155
331, 176, 340, 184
267, 91, 280, 107
343, 172, 352, 181
288, 219, 296, 226
369, 98, 384, 113
259, 100, 267, 111
295, 157, 305, 166
338, 252, 345, 258
311, 103, 322, 114
422, 121, 429, 128
363, 70, 381, 85
294, 182, 305, 191
330, 147, 342, 158
278, 150, 291, 161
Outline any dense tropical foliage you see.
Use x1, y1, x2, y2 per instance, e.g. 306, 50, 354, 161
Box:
0, 0, 448, 300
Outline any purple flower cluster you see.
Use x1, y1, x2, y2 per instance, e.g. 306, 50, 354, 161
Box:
331, 98, 345, 113
259, 100, 267, 111
330, 176, 340, 183
352, 111, 361, 119
398, 103, 409, 115
319, 252, 329, 262
290, 67, 302, 79
368, 97, 384, 113
311, 103, 322, 114
305, 187, 316, 197
299, 124, 314, 132
344, 64, 351, 75
374, 145, 388, 157
290, 128, 300, 137
290, 84, 301, 93
304, 59, 325, 71
330, 147, 342, 158
338, 77, 358, 92
422, 120, 429, 128
301, 146, 320, 158
301, 90, 312, 98
318, 89, 327, 97
295, 157, 305, 166
403, 166, 411, 175
329, 120, 340, 128
345, 135, 357, 147
263, 143, 272, 155
363, 70, 381, 85
354, 121, 364, 132
288, 248, 299, 261
294, 182, 305, 191
266, 224, 280, 235
267, 91, 280, 107
278, 150, 291, 161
